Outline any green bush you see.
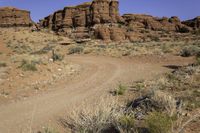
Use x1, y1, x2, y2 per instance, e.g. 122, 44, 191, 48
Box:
145, 112, 173, 133
180, 45, 200, 57
68, 46, 84, 54
19, 60, 37, 71
0, 62, 7, 67
115, 84, 127, 95
118, 115, 136, 132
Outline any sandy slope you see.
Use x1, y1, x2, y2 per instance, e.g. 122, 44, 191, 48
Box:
0, 55, 194, 133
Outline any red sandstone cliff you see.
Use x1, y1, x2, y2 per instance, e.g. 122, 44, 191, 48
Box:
0, 7, 33, 27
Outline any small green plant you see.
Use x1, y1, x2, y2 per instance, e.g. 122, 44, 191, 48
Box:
52, 50, 64, 61
32, 45, 54, 55
115, 84, 127, 95
161, 44, 172, 53
0, 62, 7, 67
19, 60, 37, 71
135, 82, 145, 90
196, 57, 200, 65
39, 127, 59, 133
118, 114, 136, 132
145, 112, 173, 133
196, 53, 200, 65
68, 46, 84, 55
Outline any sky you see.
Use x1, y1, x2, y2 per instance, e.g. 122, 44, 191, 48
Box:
0, 0, 199, 22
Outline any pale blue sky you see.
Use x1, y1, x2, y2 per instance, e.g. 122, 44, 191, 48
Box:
0, 0, 199, 22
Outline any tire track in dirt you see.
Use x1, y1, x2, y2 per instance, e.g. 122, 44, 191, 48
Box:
0, 55, 194, 133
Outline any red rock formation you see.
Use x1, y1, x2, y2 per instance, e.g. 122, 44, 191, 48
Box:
39, 0, 198, 42
0, 7, 33, 27
45, 0, 124, 41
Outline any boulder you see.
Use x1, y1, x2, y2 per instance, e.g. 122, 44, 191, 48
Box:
110, 27, 126, 41
94, 25, 111, 40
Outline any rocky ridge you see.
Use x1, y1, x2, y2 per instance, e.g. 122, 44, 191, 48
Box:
38, 0, 200, 42
0, 7, 33, 27
0, 0, 199, 42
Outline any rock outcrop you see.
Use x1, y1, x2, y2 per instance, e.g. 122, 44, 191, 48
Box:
0, 7, 33, 27
122, 14, 191, 33
39, 0, 199, 42
183, 17, 200, 30
39, 0, 125, 41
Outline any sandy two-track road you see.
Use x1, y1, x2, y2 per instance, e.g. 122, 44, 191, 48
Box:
0, 55, 194, 133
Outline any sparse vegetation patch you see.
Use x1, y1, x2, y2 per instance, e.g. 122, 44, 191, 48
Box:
19, 59, 37, 71
68, 46, 84, 55
0, 62, 7, 67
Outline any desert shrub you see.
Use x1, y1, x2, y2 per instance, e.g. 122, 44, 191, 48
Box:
11, 44, 32, 54
179, 27, 190, 33
181, 95, 200, 110
39, 128, 59, 133
150, 36, 160, 42
32, 45, 54, 55
118, 114, 136, 132
52, 50, 64, 61
83, 48, 93, 54
161, 44, 172, 53
64, 98, 124, 133
97, 44, 106, 49
115, 84, 127, 95
122, 51, 131, 56
145, 112, 173, 133
151, 90, 177, 116
19, 59, 37, 71
0, 62, 7, 67
57, 37, 64, 41
196, 56, 200, 65
135, 82, 145, 90
192, 29, 200, 35
180, 45, 200, 57
128, 89, 178, 121
68, 46, 84, 54
196, 53, 200, 65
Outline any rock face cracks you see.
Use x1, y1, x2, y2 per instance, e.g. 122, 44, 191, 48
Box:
39, 0, 124, 41
0, 7, 33, 27
0, 0, 199, 42
38, 0, 200, 42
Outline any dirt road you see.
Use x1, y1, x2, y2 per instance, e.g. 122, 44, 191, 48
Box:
0, 55, 194, 133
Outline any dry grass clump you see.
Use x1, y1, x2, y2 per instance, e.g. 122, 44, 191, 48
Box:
32, 45, 54, 55
63, 98, 138, 133
145, 112, 173, 133
150, 90, 177, 117
68, 46, 84, 55
65, 98, 121, 133
38, 127, 59, 133
64, 90, 192, 133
